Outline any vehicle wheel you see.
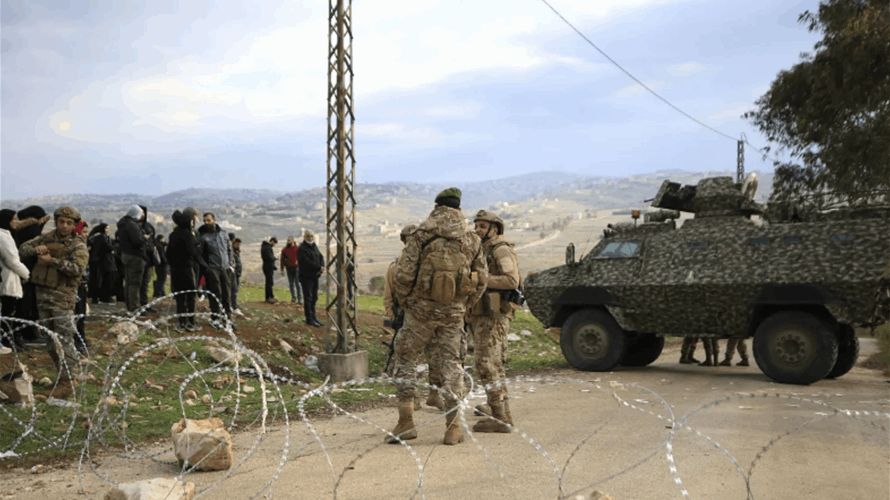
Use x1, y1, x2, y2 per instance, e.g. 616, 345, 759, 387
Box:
560, 309, 627, 371
621, 334, 664, 367
753, 311, 838, 385
825, 324, 859, 379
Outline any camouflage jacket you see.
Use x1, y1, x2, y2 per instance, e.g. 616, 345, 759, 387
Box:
19, 229, 88, 309
393, 205, 488, 311
468, 235, 519, 318
384, 259, 398, 318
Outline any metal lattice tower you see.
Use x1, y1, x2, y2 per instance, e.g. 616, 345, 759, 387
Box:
324, 0, 358, 353
737, 136, 745, 183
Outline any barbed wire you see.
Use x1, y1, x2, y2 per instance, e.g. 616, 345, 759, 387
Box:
0, 295, 887, 499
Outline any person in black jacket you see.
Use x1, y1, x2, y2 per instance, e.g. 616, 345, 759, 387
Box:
12, 205, 49, 345
117, 205, 147, 314
297, 230, 325, 327
88, 223, 116, 304
153, 234, 169, 298
166, 207, 204, 332
137, 205, 157, 311
261, 237, 278, 303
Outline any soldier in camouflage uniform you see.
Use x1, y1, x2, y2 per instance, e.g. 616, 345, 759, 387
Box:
466, 210, 519, 433
387, 188, 488, 445
699, 338, 720, 366
679, 337, 701, 364
719, 337, 750, 366
19, 206, 89, 397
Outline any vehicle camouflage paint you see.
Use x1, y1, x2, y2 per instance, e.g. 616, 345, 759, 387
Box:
524, 174, 890, 385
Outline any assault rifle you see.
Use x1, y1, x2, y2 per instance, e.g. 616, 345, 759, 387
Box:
382, 309, 405, 375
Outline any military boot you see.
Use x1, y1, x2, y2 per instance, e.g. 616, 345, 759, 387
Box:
737, 355, 750, 367
474, 403, 492, 417
699, 339, 716, 366
443, 408, 464, 445
426, 389, 445, 411
385, 401, 417, 444
680, 338, 701, 364
503, 397, 513, 426
473, 402, 512, 433
718, 355, 733, 366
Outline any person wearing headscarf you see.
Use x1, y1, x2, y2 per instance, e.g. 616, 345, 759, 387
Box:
166, 207, 205, 332
0, 209, 31, 351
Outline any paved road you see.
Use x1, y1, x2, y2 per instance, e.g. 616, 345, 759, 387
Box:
4, 340, 889, 500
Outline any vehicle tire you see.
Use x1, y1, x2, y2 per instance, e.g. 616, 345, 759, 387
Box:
825, 324, 859, 379
753, 311, 838, 385
621, 334, 665, 367
560, 309, 627, 371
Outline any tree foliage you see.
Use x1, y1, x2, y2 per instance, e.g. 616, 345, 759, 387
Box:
745, 0, 889, 207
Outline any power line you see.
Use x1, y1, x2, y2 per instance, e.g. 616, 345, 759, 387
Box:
539, 0, 769, 156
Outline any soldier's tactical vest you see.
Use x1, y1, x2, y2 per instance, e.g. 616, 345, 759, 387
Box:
415, 236, 479, 304
472, 240, 521, 317
31, 240, 79, 289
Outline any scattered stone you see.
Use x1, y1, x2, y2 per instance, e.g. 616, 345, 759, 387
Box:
38, 376, 53, 386
507, 333, 521, 342
103, 477, 195, 500
519, 329, 533, 337
609, 381, 625, 391
82, 420, 91, 429
110, 322, 140, 345
31, 464, 46, 474
150, 384, 165, 392
46, 397, 79, 408
279, 340, 294, 355
416, 363, 429, 374
570, 491, 612, 500
202, 395, 211, 404
206, 347, 243, 365
171, 418, 233, 471
0, 347, 11, 356
304, 355, 320, 373
204, 339, 222, 349
211, 376, 232, 389
0, 364, 34, 408
184, 390, 197, 400
241, 386, 255, 393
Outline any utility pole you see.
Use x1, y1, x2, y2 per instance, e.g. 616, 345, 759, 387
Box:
324, 0, 359, 356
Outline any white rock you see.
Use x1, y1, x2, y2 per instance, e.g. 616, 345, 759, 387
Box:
103, 477, 195, 500
519, 329, 533, 337
110, 322, 140, 345
507, 333, 521, 342
206, 347, 243, 365
171, 418, 233, 472
415, 363, 429, 374
304, 355, 319, 373
279, 339, 294, 354
0, 364, 34, 408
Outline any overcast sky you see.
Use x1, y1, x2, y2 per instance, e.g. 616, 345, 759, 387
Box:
1, 0, 823, 200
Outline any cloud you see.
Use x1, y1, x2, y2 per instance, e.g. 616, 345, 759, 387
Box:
612, 80, 666, 98
708, 104, 752, 123
666, 61, 706, 77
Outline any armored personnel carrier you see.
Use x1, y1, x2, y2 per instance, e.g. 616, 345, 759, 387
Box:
524, 174, 890, 385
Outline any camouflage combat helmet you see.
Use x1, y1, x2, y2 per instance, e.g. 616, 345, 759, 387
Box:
474, 209, 504, 235
400, 224, 417, 243
53, 206, 81, 221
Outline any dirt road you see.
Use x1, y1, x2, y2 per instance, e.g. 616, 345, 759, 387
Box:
3, 341, 888, 500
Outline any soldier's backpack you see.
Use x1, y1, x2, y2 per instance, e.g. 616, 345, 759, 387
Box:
414, 235, 479, 304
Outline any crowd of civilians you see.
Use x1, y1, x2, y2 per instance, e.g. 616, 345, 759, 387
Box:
0, 203, 339, 373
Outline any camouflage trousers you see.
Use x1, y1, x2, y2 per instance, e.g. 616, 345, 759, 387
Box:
37, 302, 82, 380
724, 337, 748, 360
392, 307, 465, 408
467, 314, 510, 405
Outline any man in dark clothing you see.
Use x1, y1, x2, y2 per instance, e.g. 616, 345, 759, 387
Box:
230, 235, 243, 316
261, 237, 278, 303
297, 230, 325, 327
153, 234, 169, 298
12, 205, 50, 346
198, 212, 234, 329
137, 205, 157, 311
116, 205, 147, 314
87, 223, 116, 304
167, 208, 204, 332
